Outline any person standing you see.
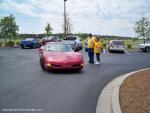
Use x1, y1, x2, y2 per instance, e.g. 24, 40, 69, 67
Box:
87, 34, 95, 64
94, 37, 102, 64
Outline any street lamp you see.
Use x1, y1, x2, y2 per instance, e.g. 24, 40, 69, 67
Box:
64, 0, 67, 38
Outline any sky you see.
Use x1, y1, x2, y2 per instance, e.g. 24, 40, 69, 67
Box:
0, 0, 150, 37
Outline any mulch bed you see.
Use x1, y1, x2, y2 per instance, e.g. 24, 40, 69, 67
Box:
120, 69, 150, 113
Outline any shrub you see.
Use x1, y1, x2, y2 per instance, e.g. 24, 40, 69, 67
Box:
102, 43, 106, 48
0, 41, 2, 46
16, 41, 21, 45
127, 43, 132, 49
6, 41, 15, 46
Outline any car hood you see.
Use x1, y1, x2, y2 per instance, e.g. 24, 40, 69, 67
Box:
21, 40, 32, 43
63, 40, 75, 45
45, 51, 83, 62
139, 43, 150, 46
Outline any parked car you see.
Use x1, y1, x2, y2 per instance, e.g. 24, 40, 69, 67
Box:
84, 37, 89, 52
63, 36, 83, 51
139, 43, 150, 52
108, 40, 125, 52
39, 42, 84, 71
40, 36, 61, 46
20, 38, 40, 49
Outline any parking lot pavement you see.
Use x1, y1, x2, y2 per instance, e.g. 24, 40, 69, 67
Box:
0, 48, 150, 113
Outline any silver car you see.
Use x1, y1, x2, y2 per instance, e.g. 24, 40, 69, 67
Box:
108, 40, 125, 52
84, 37, 89, 52
63, 36, 83, 51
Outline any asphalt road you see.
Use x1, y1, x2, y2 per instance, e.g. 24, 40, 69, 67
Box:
0, 48, 150, 113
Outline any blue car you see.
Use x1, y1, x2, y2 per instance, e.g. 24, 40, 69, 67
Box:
20, 38, 40, 49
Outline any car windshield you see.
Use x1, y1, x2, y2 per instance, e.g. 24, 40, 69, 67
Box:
25, 38, 34, 41
63, 36, 77, 41
45, 43, 73, 52
112, 41, 124, 45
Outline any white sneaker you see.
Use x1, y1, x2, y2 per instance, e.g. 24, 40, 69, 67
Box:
95, 62, 100, 64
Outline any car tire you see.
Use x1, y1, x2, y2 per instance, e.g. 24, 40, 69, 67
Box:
40, 59, 46, 71
85, 48, 88, 52
108, 48, 112, 53
122, 51, 125, 53
79, 46, 82, 50
145, 47, 150, 52
21, 46, 24, 49
30, 45, 33, 49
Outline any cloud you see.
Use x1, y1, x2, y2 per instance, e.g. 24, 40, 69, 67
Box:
0, 0, 150, 36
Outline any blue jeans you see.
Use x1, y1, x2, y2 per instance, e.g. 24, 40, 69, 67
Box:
88, 48, 94, 63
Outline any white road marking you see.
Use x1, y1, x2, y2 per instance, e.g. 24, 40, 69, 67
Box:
124, 50, 130, 55
103, 49, 106, 54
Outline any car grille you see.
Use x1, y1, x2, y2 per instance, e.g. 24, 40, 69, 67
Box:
72, 64, 81, 67
51, 64, 61, 67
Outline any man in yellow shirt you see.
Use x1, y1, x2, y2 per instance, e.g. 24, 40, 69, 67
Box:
87, 34, 95, 64
94, 37, 103, 64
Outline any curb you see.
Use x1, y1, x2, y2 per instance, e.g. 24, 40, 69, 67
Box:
96, 68, 150, 113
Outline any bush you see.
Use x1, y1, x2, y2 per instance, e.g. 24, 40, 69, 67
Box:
5, 41, 15, 46
16, 41, 21, 45
0, 41, 2, 46
102, 43, 106, 48
127, 43, 132, 49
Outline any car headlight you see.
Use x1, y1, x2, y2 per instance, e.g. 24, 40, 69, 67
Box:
45, 63, 51, 67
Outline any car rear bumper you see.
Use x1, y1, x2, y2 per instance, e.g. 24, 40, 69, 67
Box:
109, 47, 125, 51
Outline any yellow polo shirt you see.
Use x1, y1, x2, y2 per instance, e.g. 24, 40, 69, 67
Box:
94, 41, 102, 53
88, 37, 95, 48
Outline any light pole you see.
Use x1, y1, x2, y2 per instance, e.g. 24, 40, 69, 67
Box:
64, 0, 67, 38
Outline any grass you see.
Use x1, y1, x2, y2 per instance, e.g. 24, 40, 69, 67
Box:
0, 38, 22, 45
81, 38, 144, 47
124, 39, 143, 46
0, 37, 145, 47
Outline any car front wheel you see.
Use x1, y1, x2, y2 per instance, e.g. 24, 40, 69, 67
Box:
40, 59, 46, 71
21, 45, 24, 49
145, 47, 150, 52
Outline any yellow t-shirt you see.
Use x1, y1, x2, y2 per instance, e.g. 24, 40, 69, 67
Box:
94, 41, 102, 53
88, 37, 95, 48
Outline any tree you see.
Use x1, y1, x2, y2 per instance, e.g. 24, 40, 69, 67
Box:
66, 16, 72, 35
45, 23, 53, 36
63, 15, 73, 36
134, 17, 150, 44
0, 14, 19, 44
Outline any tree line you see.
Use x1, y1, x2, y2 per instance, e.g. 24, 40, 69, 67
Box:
0, 14, 150, 45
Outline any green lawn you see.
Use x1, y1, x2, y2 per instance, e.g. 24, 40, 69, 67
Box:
81, 38, 143, 46
0, 37, 145, 47
0, 38, 22, 45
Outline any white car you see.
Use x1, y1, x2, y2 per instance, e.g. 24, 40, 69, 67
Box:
63, 36, 83, 51
84, 37, 89, 52
108, 40, 125, 52
139, 43, 150, 52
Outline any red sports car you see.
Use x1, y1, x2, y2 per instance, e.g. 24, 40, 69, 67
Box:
39, 42, 84, 71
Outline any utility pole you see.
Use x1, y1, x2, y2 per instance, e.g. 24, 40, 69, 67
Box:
64, 0, 67, 38
142, 17, 146, 44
